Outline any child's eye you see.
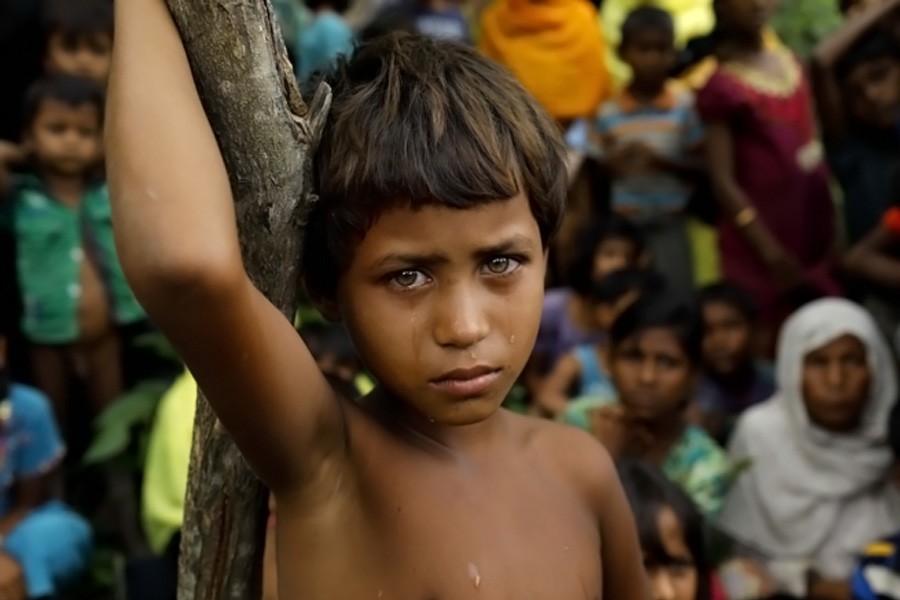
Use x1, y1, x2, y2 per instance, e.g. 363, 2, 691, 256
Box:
482, 256, 521, 276
389, 270, 429, 290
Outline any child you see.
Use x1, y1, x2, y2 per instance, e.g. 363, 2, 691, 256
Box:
42, 0, 114, 85
0, 75, 144, 427
294, 0, 354, 82
720, 299, 900, 599
591, 292, 730, 518
107, 3, 650, 596
851, 400, 900, 600
0, 334, 92, 599
536, 267, 664, 420
594, 6, 705, 296
812, 0, 900, 246
698, 0, 841, 351
535, 215, 648, 376
693, 282, 774, 444
619, 460, 711, 600
479, 0, 610, 128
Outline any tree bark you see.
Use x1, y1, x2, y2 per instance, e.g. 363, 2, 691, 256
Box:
162, 0, 331, 598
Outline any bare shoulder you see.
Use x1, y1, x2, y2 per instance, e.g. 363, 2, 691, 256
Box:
510, 412, 618, 509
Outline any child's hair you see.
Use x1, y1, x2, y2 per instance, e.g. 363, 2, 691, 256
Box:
306, 0, 351, 13
836, 29, 900, 82
42, 0, 113, 40
23, 74, 105, 130
618, 460, 710, 600
697, 282, 757, 323
610, 290, 704, 364
589, 268, 664, 306
566, 216, 646, 296
621, 6, 675, 48
303, 32, 567, 300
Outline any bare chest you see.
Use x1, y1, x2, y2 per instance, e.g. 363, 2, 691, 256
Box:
276, 458, 602, 600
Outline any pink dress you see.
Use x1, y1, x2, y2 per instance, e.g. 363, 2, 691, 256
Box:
697, 49, 841, 328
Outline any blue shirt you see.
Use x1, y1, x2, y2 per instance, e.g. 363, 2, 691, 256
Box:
0, 384, 65, 515
594, 83, 703, 215
295, 11, 355, 81
853, 532, 900, 600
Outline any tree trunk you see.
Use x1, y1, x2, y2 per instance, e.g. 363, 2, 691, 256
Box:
162, 0, 331, 597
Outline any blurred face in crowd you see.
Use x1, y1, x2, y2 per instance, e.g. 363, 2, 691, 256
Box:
802, 334, 871, 433
620, 29, 677, 90
25, 99, 102, 177
45, 30, 113, 84
611, 327, 697, 423
844, 56, 900, 128
702, 301, 753, 378
646, 507, 699, 600
593, 237, 640, 280
716, 0, 778, 37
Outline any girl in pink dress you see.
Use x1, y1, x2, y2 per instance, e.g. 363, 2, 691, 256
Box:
698, 0, 841, 350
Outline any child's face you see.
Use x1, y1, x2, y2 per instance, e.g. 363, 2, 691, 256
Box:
717, 0, 778, 37
593, 237, 638, 280
844, 57, 900, 129
45, 30, 113, 84
25, 99, 102, 177
702, 301, 752, 377
802, 334, 871, 433
620, 30, 677, 89
611, 328, 697, 422
646, 507, 699, 600
335, 194, 546, 426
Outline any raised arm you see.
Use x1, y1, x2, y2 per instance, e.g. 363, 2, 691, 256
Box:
810, 0, 900, 142
105, 0, 344, 493
843, 222, 900, 288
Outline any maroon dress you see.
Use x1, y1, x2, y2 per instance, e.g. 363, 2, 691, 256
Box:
697, 49, 841, 328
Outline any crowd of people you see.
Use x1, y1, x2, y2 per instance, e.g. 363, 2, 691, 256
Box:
2, 0, 900, 598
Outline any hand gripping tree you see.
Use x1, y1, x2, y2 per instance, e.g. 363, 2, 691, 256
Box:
160, 0, 330, 597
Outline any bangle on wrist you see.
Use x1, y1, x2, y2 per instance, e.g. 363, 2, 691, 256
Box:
734, 206, 758, 228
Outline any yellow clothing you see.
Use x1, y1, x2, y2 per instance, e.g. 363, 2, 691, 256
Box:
602, 0, 714, 90
479, 0, 610, 120
141, 370, 197, 554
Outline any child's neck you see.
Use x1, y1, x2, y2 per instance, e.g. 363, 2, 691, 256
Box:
627, 79, 666, 103
719, 29, 766, 59
41, 170, 86, 208
364, 387, 506, 455
642, 411, 686, 466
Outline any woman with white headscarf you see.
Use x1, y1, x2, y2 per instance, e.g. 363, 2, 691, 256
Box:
718, 298, 900, 600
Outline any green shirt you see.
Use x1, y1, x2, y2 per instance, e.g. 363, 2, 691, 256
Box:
3, 175, 144, 344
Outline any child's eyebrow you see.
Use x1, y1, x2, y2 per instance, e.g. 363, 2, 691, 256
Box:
472, 234, 536, 259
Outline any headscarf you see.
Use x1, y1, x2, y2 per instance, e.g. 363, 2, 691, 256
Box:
718, 299, 900, 585
479, 0, 610, 121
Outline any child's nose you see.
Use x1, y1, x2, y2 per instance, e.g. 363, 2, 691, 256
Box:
432, 285, 490, 349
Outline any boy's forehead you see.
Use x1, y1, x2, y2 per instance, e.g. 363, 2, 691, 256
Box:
34, 98, 100, 123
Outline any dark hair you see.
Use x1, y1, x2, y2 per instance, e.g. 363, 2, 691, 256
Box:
306, 0, 351, 13
358, 7, 418, 41
610, 290, 704, 364
303, 32, 567, 300
566, 216, 646, 296
697, 281, 757, 323
889, 399, 900, 460
43, 0, 113, 39
836, 29, 900, 82
23, 74, 105, 129
621, 6, 675, 48
589, 268, 665, 305
618, 460, 711, 600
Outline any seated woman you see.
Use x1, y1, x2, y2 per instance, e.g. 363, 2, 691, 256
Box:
590, 291, 730, 518
719, 299, 900, 600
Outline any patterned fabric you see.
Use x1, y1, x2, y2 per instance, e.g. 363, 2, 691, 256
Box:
594, 82, 704, 215
663, 423, 730, 517
2, 174, 145, 343
852, 533, 900, 600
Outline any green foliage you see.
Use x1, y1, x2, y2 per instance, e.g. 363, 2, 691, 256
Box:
82, 380, 170, 468
772, 0, 843, 56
